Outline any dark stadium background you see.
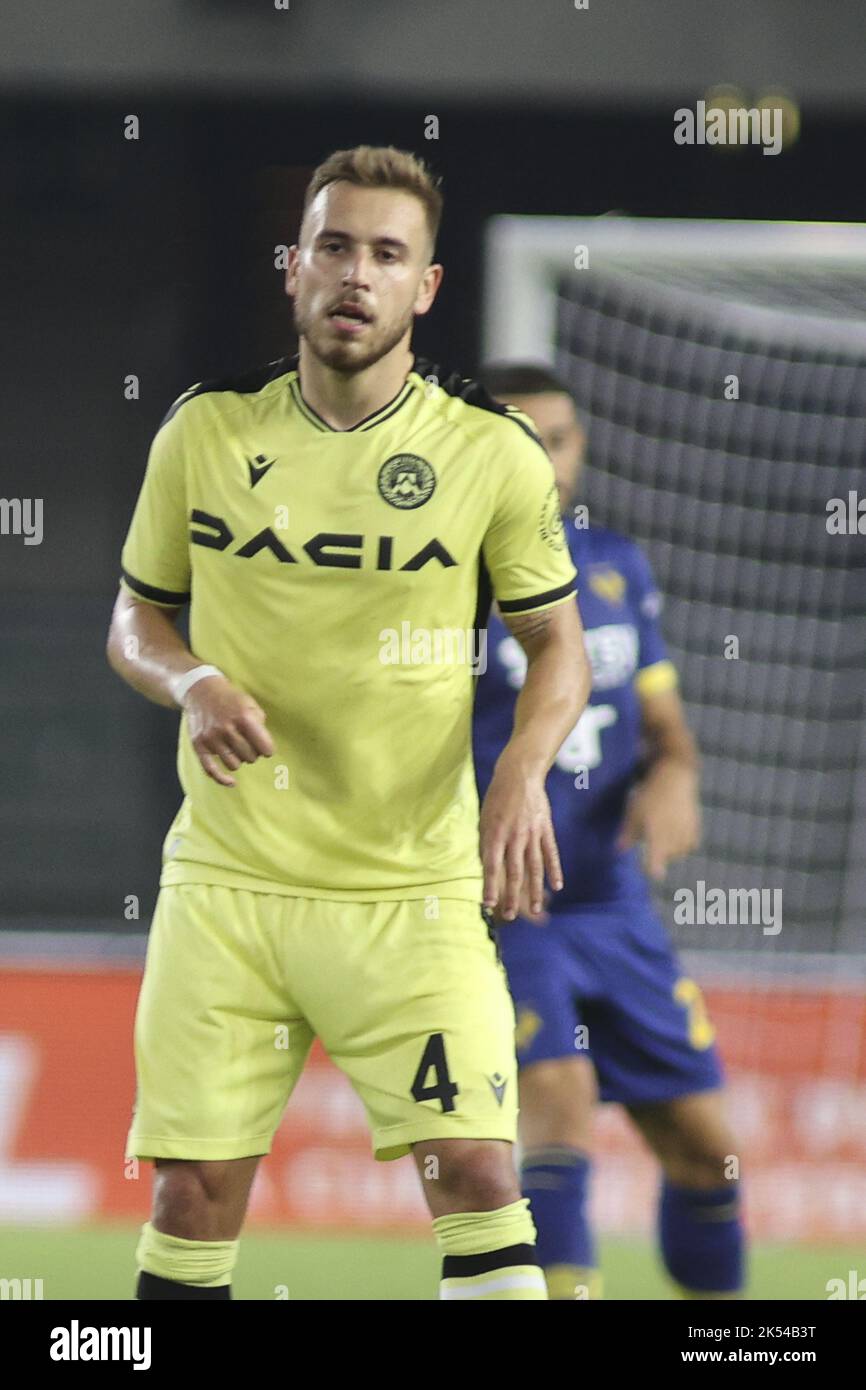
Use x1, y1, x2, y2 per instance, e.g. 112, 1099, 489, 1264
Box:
2, 95, 864, 921
1, 0, 865, 1305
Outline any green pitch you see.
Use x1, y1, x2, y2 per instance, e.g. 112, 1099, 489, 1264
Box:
0, 1226, 852, 1300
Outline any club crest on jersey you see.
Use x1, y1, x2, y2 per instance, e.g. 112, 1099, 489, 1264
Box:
588, 566, 626, 605
539, 483, 565, 551
377, 454, 436, 509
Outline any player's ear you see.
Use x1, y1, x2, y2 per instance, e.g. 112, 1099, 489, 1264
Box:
284, 245, 300, 298
414, 262, 444, 316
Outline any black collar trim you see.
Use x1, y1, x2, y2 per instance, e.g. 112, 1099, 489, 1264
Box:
288, 355, 415, 433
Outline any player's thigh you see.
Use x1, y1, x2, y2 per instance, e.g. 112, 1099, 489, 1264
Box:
498, 917, 588, 1074
519, 1055, 599, 1152
585, 906, 723, 1109
626, 1088, 739, 1187
306, 899, 518, 1161
497, 920, 598, 1148
129, 884, 314, 1160
151, 1156, 262, 1241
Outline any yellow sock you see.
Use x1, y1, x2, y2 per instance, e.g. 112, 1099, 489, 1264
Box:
135, 1221, 239, 1288
433, 1198, 547, 1300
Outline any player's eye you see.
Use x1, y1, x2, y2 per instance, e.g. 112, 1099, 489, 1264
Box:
376, 248, 398, 262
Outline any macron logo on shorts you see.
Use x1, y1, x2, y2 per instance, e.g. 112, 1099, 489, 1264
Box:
487, 1072, 508, 1106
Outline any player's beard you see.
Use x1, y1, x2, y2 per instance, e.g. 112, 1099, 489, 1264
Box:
293, 296, 417, 376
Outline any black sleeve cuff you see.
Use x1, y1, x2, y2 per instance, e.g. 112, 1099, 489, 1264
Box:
497, 579, 576, 614
121, 568, 190, 605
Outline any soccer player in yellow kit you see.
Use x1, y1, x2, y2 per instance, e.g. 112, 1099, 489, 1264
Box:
107, 146, 590, 1301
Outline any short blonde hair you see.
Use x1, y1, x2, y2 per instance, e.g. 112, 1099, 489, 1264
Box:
302, 145, 443, 251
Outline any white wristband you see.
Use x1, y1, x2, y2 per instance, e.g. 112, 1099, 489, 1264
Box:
175, 664, 224, 706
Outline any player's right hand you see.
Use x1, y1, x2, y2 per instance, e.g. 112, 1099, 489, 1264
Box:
182, 675, 274, 787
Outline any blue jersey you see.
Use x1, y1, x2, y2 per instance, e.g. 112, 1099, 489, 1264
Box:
473, 522, 678, 908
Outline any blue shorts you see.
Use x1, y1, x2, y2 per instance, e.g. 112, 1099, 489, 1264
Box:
498, 902, 724, 1106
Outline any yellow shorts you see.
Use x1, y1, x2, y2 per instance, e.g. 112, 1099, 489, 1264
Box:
126, 885, 518, 1162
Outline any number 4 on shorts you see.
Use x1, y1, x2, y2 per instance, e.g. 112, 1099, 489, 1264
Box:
410, 1032, 459, 1112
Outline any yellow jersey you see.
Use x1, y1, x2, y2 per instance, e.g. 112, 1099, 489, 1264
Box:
120, 355, 577, 901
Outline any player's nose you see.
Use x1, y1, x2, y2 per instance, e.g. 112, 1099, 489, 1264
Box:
341, 253, 373, 287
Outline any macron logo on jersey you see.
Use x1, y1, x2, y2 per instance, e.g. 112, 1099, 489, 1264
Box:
247, 454, 276, 488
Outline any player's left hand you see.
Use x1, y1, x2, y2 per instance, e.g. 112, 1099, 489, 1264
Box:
616, 760, 701, 881
490, 885, 550, 928
480, 748, 563, 921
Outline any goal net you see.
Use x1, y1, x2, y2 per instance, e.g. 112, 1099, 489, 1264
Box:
483, 218, 866, 1243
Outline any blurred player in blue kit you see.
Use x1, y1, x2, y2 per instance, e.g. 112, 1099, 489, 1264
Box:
473, 364, 746, 1300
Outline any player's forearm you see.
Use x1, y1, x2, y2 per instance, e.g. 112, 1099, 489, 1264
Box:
643, 742, 701, 810
640, 717, 701, 821
106, 593, 200, 710
643, 698, 701, 779
648, 735, 700, 780
499, 615, 591, 778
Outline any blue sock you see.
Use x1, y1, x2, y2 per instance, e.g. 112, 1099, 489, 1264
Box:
659, 1179, 745, 1297
521, 1146, 598, 1298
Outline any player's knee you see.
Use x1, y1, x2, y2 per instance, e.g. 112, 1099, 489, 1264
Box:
152, 1163, 212, 1239
427, 1141, 520, 1211
662, 1133, 741, 1189
151, 1160, 243, 1240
